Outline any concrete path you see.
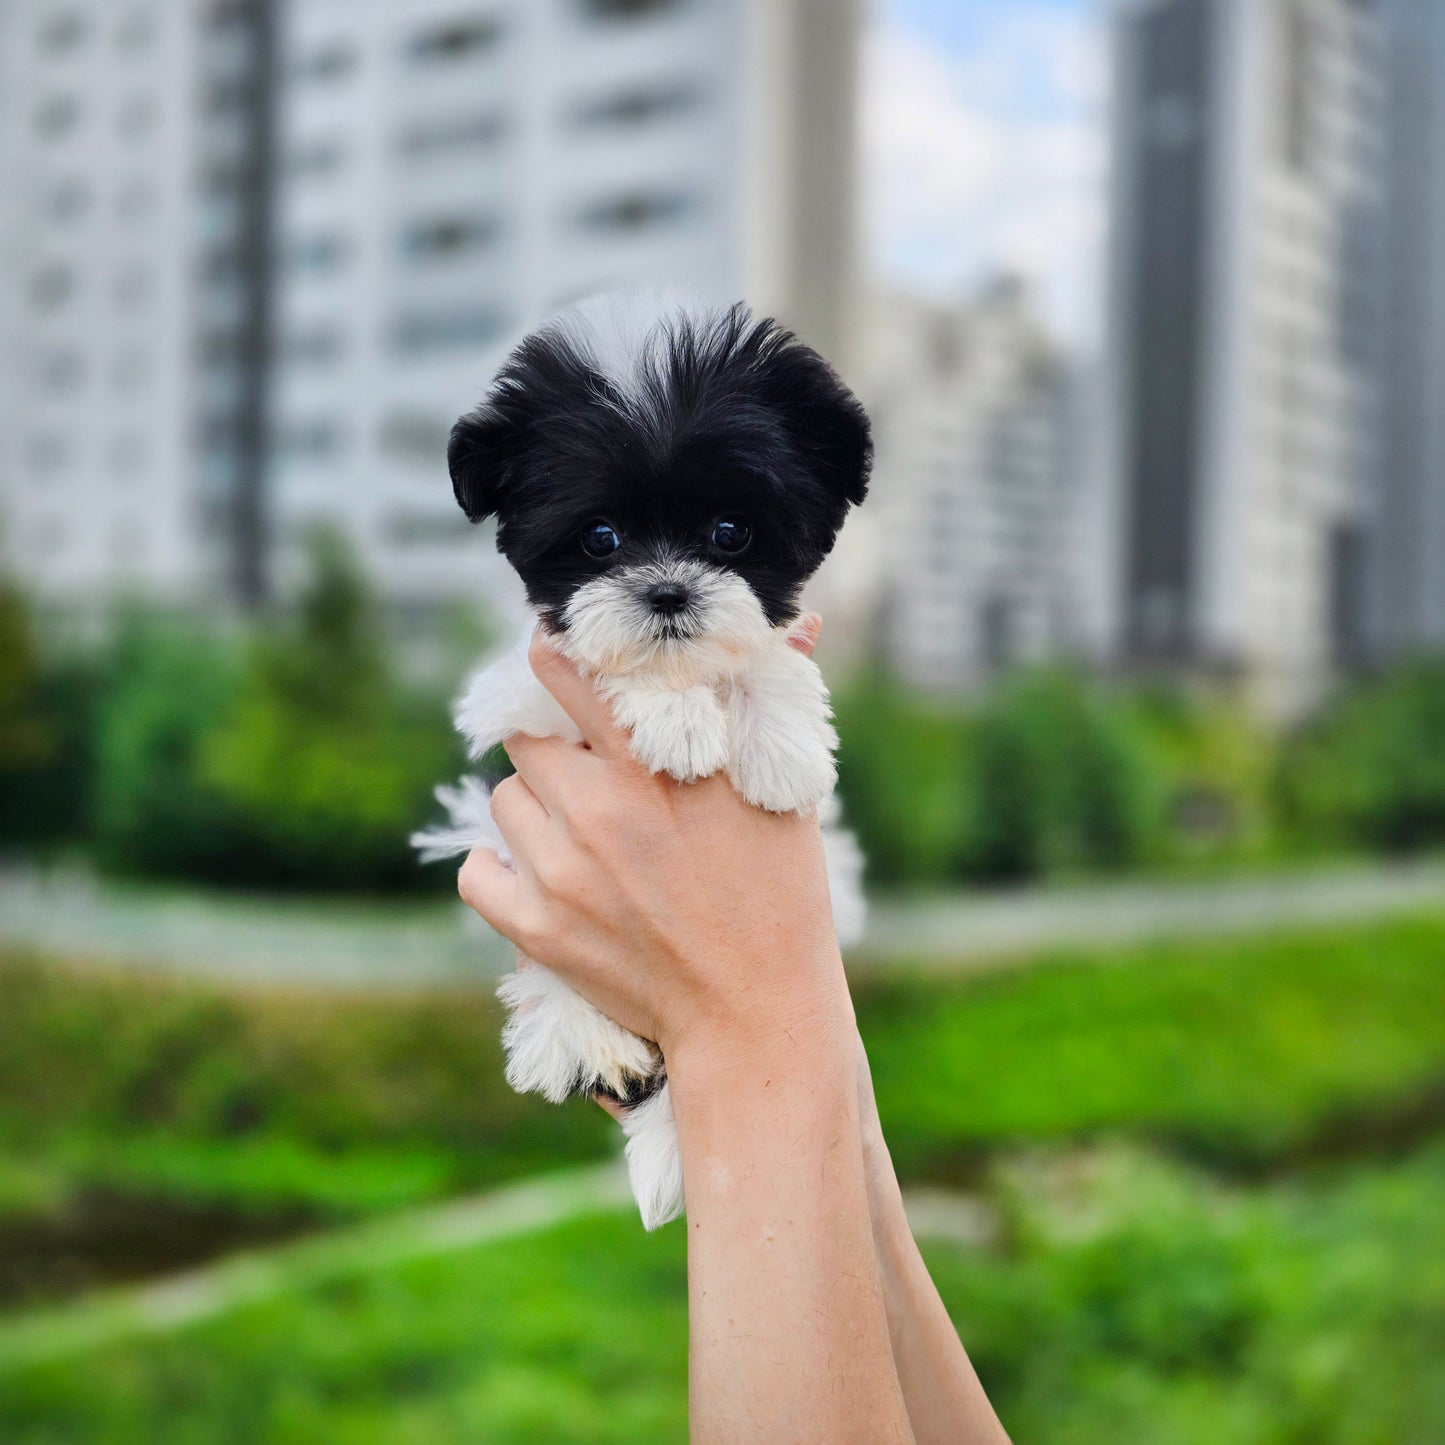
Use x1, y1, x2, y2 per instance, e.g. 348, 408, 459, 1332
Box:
857, 855, 1445, 971
0, 862, 512, 989
2, 856, 1442, 988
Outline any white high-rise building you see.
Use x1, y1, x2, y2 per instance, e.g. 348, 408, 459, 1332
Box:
1102, 0, 1388, 718
0, 0, 862, 615
862, 280, 1067, 691
0, 2, 269, 606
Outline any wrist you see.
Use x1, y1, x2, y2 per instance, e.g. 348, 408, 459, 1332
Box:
665, 977, 855, 1134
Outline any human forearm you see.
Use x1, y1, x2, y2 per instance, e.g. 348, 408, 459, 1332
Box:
856, 1042, 1011, 1445
670, 986, 914, 1445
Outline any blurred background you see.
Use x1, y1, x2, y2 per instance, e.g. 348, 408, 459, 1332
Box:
1, 0, 1443, 1440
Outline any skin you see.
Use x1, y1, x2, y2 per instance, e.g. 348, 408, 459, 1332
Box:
459, 623, 1009, 1444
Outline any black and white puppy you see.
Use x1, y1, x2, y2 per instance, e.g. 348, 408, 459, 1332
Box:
416, 294, 870, 1229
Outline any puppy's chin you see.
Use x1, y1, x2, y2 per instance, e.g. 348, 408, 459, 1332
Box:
554, 561, 776, 685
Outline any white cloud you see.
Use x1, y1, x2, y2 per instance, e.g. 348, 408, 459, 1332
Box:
863, 6, 1109, 351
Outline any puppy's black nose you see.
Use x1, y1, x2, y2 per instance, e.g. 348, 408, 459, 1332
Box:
646, 582, 690, 615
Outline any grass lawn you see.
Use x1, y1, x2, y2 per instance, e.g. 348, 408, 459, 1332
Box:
0, 910, 1442, 1439
0, 1143, 1440, 1444
3, 910, 1441, 1236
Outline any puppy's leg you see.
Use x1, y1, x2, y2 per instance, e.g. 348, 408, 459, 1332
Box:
455, 641, 581, 757
497, 964, 659, 1104
621, 1081, 685, 1230
607, 681, 730, 782
726, 640, 839, 813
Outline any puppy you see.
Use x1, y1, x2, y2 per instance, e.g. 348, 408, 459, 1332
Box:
415, 294, 870, 1228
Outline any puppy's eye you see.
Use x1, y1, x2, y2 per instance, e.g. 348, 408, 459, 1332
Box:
710, 517, 751, 554
580, 521, 621, 559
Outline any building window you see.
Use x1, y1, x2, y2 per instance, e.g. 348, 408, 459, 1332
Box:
199, 329, 247, 366
400, 213, 499, 261
202, 246, 245, 283
274, 418, 340, 460
397, 111, 506, 157
570, 81, 701, 128
45, 178, 91, 221
577, 0, 684, 20
275, 325, 345, 366
390, 305, 509, 353
407, 17, 504, 64
37, 11, 86, 53
205, 76, 255, 119
575, 189, 696, 233
26, 434, 71, 476
379, 412, 449, 464
290, 40, 356, 82
29, 263, 75, 311
286, 139, 344, 177
1282, 2, 1319, 174
33, 94, 80, 139
282, 232, 349, 272
38, 351, 85, 393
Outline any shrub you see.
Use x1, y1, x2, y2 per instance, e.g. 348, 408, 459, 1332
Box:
91, 617, 248, 881
198, 532, 460, 890
0, 582, 101, 851
1276, 661, 1445, 853
833, 673, 974, 886
960, 670, 1161, 881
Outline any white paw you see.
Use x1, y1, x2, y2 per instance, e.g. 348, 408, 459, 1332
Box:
497, 966, 658, 1104
618, 688, 730, 782
727, 732, 837, 813
622, 1083, 685, 1230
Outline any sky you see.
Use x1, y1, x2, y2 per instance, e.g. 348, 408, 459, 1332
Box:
864, 0, 1107, 352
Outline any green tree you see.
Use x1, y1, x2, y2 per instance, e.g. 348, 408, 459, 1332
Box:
199, 530, 460, 889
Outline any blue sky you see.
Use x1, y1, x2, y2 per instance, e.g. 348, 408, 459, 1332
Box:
865, 0, 1105, 349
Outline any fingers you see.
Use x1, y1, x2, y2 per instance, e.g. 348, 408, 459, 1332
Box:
504, 731, 592, 815
592, 1092, 625, 1122
458, 848, 519, 933
488, 774, 549, 861
528, 633, 633, 758
788, 612, 823, 657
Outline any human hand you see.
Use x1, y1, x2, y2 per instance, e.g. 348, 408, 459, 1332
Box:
457, 614, 850, 1075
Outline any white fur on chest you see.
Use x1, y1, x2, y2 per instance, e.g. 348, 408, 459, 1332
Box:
457, 627, 838, 816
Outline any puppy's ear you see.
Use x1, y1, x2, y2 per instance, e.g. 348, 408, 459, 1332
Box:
447, 402, 526, 524
755, 329, 873, 509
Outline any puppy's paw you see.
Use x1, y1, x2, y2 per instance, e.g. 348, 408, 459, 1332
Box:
727, 732, 837, 814
497, 965, 658, 1104
622, 1084, 685, 1230
618, 687, 730, 782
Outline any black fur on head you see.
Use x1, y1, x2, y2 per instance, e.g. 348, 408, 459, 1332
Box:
448, 297, 871, 631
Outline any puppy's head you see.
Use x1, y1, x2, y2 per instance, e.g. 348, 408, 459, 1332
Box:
448, 295, 871, 674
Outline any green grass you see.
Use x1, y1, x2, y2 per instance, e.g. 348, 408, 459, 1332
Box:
0, 954, 616, 1226
859, 911, 1445, 1179
0, 1144, 1440, 1444
3, 908, 1444, 1233
1, 910, 1443, 1441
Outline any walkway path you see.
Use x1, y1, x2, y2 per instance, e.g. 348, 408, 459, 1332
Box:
857, 856, 1445, 971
